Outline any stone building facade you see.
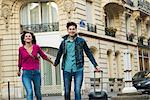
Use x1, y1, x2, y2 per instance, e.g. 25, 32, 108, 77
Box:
0, 0, 149, 99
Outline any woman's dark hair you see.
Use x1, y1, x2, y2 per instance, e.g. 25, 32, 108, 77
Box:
66, 22, 77, 29
21, 30, 36, 45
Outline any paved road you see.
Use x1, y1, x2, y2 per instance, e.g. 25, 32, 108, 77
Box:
2, 92, 117, 100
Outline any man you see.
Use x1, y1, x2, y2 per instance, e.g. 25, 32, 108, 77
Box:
54, 22, 100, 100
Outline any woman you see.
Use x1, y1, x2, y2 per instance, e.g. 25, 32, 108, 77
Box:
17, 31, 53, 100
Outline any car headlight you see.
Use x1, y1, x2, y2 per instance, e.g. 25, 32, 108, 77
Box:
137, 83, 141, 86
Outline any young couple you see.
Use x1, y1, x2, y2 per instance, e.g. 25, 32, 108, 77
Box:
18, 22, 101, 100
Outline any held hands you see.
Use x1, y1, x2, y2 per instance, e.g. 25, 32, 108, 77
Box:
53, 63, 57, 67
47, 57, 54, 65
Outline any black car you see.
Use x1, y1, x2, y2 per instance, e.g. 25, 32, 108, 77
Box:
132, 70, 150, 94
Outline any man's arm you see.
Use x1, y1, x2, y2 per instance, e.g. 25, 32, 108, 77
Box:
83, 40, 98, 67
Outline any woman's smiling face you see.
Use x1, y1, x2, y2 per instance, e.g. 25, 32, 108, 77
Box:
24, 33, 33, 43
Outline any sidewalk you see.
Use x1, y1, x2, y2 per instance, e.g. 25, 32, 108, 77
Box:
6, 92, 117, 100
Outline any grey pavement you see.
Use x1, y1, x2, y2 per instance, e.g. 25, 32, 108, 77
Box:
6, 92, 117, 100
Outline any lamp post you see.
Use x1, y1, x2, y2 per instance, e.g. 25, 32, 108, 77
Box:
122, 49, 137, 93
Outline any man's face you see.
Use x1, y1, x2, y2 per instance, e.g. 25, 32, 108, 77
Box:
67, 25, 77, 37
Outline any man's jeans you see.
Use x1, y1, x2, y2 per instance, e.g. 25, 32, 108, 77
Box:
63, 70, 83, 100
22, 70, 42, 100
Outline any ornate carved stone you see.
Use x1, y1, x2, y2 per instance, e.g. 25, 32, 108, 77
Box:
144, 16, 150, 24
132, 11, 140, 20
1, 3, 12, 30
63, 0, 76, 20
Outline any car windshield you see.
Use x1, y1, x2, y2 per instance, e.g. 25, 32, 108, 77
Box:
144, 71, 150, 78
132, 71, 145, 80
132, 70, 150, 80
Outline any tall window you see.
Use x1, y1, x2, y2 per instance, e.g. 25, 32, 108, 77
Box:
20, 1, 58, 25
139, 48, 149, 71
105, 13, 114, 28
125, 14, 131, 34
136, 19, 142, 36
146, 24, 150, 37
86, 0, 93, 24
86, 1, 97, 32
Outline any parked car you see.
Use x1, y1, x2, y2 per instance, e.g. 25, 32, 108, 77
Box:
132, 70, 150, 94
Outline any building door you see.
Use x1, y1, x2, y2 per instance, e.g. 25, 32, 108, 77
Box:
40, 47, 62, 95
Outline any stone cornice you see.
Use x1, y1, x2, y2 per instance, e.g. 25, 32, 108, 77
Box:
78, 30, 137, 47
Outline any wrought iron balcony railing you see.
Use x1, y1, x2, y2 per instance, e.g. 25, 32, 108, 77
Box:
126, 33, 135, 42
138, 36, 145, 45
105, 27, 117, 37
136, 0, 150, 14
124, 0, 133, 6
87, 23, 97, 33
21, 22, 59, 33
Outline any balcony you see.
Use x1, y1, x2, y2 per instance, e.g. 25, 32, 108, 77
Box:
138, 36, 145, 45
135, 0, 150, 15
87, 23, 97, 33
21, 22, 59, 33
126, 33, 135, 42
105, 27, 117, 37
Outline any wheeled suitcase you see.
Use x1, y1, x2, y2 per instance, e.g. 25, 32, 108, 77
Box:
88, 70, 108, 100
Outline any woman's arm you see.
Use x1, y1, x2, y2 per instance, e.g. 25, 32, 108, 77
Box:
37, 45, 54, 64
17, 48, 22, 76
46, 56, 54, 65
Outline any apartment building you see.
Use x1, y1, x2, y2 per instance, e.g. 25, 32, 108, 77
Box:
0, 0, 149, 99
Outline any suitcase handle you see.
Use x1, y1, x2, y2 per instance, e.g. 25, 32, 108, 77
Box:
93, 70, 103, 93
94, 70, 103, 73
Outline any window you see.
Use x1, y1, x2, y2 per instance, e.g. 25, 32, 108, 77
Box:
125, 14, 131, 34
146, 24, 150, 37
136, 19, 142, 36
139, 48, 149, 71
20, 1, 58, 25
86, 0, 96, 33
105, 13, 114, 28
86, 0, 93, 23
41, 47, 61, 85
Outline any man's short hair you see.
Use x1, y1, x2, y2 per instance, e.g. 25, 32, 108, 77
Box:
66, 22, 77, 29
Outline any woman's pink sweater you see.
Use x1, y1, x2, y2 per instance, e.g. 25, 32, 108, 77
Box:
18, 44, 47, 70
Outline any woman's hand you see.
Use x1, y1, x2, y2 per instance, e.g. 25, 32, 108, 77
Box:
17, 71, 21, 77
46, 57, 54, 65
50, 60, 54, 65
